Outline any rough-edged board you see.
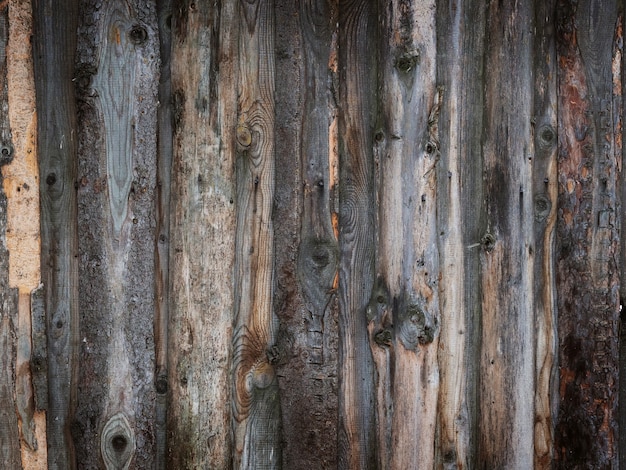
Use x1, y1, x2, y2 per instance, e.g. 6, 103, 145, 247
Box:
336, 0, 377, 467
478, 1, 535, 467
555, 0, 621, 466
73, 0, 159, 467
435, 0, 486, 466
371, 1, 439, 468
167, 0, 238, 467
32, 0, 80, 467
231, 0, 281, 467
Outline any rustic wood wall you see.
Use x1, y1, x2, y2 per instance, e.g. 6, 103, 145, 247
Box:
0, 0, 624, 468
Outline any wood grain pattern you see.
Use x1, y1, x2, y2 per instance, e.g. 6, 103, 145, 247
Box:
372, 1, 439, 468
555, 1, 620, 466
167, 0, 238, 467
532, 1, 558, 467
435, 1, 485, 467
32, 0, 80, 467
154, 0, 171, 468
272, 0, 339, 467
478, 1, 535, 467
231, 0, 280, 467
336, 0, 377, 467
0, 5, 21, 465
74, 1, 159, 467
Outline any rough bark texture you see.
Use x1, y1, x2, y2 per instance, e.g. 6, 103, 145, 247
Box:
555, 0, 621, 467
1, 1, 623, 468
273, 0, 339, 468
73, 1, 160, 468
167, 0, 238, 467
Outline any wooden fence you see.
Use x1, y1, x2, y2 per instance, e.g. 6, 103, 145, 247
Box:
0, 0, 624, 468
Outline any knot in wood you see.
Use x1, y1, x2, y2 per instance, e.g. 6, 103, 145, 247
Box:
374, 329, 392, 347
237, 125, 252, 147
0, 144, 13, 165
537, 124, 556, 150
534, 194, 551, 222
101, 413, 135, 470
481, 232, 496, 252
395, 50, 420, 73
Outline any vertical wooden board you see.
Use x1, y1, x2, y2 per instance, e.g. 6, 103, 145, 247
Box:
372, 1, 439, 468
532, 1, 559, 467
32, 0, 80, 468
336, 0, 377, 467
0, 4, 21, 466
272, 0, 339, 468
167, 0, 238, 467
478, 1, 535, 467
74, 1, 159, 467
435, 1, 485, 467
154, 0, 171, 468
555, 0, 621, 466
231, 0, 281, 467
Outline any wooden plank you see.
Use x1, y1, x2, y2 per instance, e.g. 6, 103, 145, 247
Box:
31, 0, 80, 467
554, 0, 620, 466
271, 0, 339, 467
435, 1, 486, 467
477, 1, 535, 467
231, 0, 281, 467
0, 3, 21, 466
154, 0, 171, 468
73, 1, 159, 467
372, 1, 439, 468
336, 0, 377, 467
532, 1, 558, 467
167, 0, 238, 467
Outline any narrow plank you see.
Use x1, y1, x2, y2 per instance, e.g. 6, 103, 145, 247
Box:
554, 0, 620, 466
73, 1, 160, 467
372, 1, 439, 468
477, 0, 535, 467
272, 0, 339, 467
435, 0, 486, 467
154, 0, 171, 468
231, 0, 280, 467
0, 4, 21, 466
532, 1, 558, 467
336, 0, 377, 467
31, 0, 80, 467
167, 0, 238, 467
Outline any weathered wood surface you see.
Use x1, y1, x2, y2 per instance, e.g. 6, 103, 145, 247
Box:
336, 0, 377, 467
231, 0, 281, 467
154, 0, 171, 468
478, 1, 535, 467
372, 1, 440, 468
435, 1, 485, 467
4, 0, 626, 467
73, 1, 160, 467
0, 3, 21, 466
555, 0, 621, 467
272, 0, 340, 468
167, 0, 238, 467
532, 1, 558, 467
32, 0, 80, 467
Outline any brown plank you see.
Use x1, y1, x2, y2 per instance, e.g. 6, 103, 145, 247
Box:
231, 0, 281, 467
532, 1, 559, 467
154, 0, 171, 468
372, 1, 439, 468
0, 3, 21, 465
73, 1, 160, 467
477, 0, 535, 467
32, 0, 80, 467
435, 0, 486, 467
554, 0, 620, 466
336, 0, 377, 467
272, 0, 339, 468
167, 0, 238, 467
